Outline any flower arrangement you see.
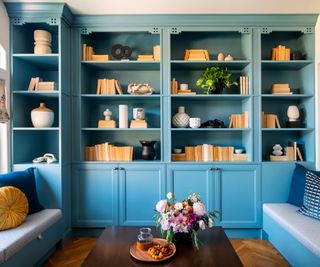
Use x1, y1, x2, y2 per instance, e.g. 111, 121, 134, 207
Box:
154, 192, 219, 249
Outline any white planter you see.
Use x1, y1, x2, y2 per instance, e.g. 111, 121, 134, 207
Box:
31, 103, 54, 128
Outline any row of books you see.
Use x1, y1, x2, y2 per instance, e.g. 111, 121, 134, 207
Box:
96, 79, 123, 95
261, 112, 281, 128
85, 143, 133, 161
228, 112, 249, 128
271, 45, 290, 61
184, 49, 210, 61
271, 83, 292, 95
28, 77, 56, 91
239, 76, 249, 95
174, 145, 248, 162
83, 44, 109, 61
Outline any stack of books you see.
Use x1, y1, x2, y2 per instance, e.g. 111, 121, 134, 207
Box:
228, 112, 249, 128
184, 49, 210, 61
28, 77, 56, 91
137, 55, 154, 61
271, 45, 290, 60
181, 145, 248, 162
153, 45, 161, 61
85, 143, 133, 161
96, 79, 123, 95
83, 44, 109, 61
271, 83, 292, 95
239, 76, 249, 95
261, 112, 281, 128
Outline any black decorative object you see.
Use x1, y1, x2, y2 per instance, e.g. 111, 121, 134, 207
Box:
200, 119, 226, 128
291, 50, 306, 60
286, 121, 302, 128
140, 140, 156, 160
111, 44, 132, 60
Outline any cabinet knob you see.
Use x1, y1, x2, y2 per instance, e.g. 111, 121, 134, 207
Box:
113, 167, 119, 170
119, 167, 125, 171
210, 167, 221, 171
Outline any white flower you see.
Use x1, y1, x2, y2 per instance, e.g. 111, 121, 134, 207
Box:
199, 220, 206, 230
188, 193, 199, 203
174, 202, 183, 210
208, 218, 213, 228
160, 219, 170, 230
166, 192, 174, 200
193, 202, 206, 216
156, 200, 167, 213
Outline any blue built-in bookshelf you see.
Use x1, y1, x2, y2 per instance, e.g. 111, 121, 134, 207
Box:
5, 3, 318, 237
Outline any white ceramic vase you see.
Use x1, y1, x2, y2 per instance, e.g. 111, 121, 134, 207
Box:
287, 105, 300, 121
172, 106, 190, 128
119, 105, 128, 128
31, 103, 54, 128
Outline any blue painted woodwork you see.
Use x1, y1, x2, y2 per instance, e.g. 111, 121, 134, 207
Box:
263, 212, 320, 267
72, 163, 118, 227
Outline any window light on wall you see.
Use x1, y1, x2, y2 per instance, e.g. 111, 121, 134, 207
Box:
0, 44, 6, 71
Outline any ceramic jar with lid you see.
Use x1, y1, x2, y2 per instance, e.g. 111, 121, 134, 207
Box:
31, 103, 54, 128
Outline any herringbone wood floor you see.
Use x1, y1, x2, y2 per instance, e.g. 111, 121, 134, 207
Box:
42, 237, 290, 267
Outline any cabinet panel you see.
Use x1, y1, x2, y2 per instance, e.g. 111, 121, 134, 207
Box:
166, 165, 213, 210
72, 164, 118, 227
119, 164, 165, 225
215, 165, 261, 228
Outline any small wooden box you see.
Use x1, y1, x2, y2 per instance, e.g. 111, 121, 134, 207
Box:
233, 153, 248, 161
269, 155, 289, 161
172, 153, 186, 161
98, 120, 116, 128
130, 120, 147, 128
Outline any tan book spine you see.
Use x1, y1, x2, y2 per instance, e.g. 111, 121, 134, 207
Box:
218, 147, 223, 161
296, 147, 303, 161
261, 112, 265, 128
240, 76, 243, 95
83, 44, 87, 61
287, 146, 294, 161
101, 79, 107, 95
245, 76, 249, 95
228, 115, 234, 128
275, 115, 281, 128
271, 48, 276, 60
242, 112, 249, 128
115, 80, 123, 95
274, 48, 279, 60
28, 77, 36, 91
96, 79, 101, 95
277, 45, 281, 60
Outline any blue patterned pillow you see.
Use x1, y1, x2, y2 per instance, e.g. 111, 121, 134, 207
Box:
298, 171, 320, 220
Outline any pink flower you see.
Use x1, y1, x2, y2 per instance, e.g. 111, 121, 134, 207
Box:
193, 202, 206, 216
199, 220, 206, 230
156, 200, 167, 213
160, 219, 170, 230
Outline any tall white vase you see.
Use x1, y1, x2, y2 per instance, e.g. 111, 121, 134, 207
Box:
119, 105, 128, 128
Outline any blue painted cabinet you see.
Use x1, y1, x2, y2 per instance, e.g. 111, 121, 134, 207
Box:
72, 164, 118, 227
214, 165, 261, 228
119, 164, 166, 226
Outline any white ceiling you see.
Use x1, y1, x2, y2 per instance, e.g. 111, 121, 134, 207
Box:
4, 0, 320, 15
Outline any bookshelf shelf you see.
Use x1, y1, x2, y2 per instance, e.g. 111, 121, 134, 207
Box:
171, 128, 251, 131
81, 94, 161, 99
261, 94, 313, 100
13, 91, 59, 98
261, 128, 313, 132
13, 54, 59, 70
170, 60, 250, 70
81, 128, 161, 131
261, 60, 313, 70
81, 60, 160, 70
170, 94, 251, 101
13, 127, 60, 131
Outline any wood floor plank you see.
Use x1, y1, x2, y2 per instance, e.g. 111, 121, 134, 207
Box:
42, 237, 291, 267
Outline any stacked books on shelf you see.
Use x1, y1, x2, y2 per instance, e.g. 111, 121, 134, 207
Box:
271, 83, 292, 95
96, 79, 123, 95
271, 45, 290, 60
184, 49, 210, 61
228, 112, 248, 128
172, 145, 248, 162
28, 77, 56, 91
261, 112, 281, 128
239, 76, 249, 95
82, 44, 109, 61
137, 55, 154, 61
136, 45, 161, 61
85, 143, 133, 161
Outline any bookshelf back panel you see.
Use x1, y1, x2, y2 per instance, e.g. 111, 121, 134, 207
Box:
171, 31, 251, 60
81, 32, 160, 60
13, 23, 59, 54
81, 131, 161, 161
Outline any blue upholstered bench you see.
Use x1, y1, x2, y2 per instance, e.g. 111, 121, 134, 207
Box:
263, 203, 320, 267
0, 209, 62, 267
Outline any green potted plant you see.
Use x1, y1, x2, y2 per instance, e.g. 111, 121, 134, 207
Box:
196, 65, 238, 94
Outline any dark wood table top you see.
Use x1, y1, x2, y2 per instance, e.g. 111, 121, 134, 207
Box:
81, 226, 243, 267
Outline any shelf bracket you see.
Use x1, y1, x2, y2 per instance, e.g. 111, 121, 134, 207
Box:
261, 27, 272, 34
12, 17, 25, 26
239, 27, 251, 34
149, 27, 160, 34
170, 27, 181, 34
301, 27, 313, 34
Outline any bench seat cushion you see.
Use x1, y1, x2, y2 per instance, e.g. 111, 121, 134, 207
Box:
0, 209, 61, 263
263, 203, 320, 257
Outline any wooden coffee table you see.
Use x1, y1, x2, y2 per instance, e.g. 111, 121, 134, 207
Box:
81, 226, 243, 267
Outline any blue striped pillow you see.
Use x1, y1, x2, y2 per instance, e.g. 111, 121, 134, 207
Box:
298, 171, 320, 220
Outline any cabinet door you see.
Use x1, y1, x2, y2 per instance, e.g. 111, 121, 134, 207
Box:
72, 163, 118, 227
166, 165, 214, 210
119, 164, 166, 226
214, 165, 261, 228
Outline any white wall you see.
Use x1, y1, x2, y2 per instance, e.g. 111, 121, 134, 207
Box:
0, 0, 10, 173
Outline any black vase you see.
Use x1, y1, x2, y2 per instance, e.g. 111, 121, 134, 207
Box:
140, 140, 156, 160
173, 232, 193, 246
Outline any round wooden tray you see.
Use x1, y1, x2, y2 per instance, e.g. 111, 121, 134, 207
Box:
130, 238, 176, 262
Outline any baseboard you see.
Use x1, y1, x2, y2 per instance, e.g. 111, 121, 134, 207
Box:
224, 229, 262, 238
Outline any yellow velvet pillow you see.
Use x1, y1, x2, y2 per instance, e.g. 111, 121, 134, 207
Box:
0, 186, 29, 230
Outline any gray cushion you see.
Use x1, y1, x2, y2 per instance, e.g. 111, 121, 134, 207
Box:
0, 209, 61, 263
263, 203, 320, 257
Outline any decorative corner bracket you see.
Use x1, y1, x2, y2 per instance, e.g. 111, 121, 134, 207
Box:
49, 17, 59, 26
239, 27, 251, 34
302, 27, 313, 34
12, 18, 25, 26
170, 27, 181, 34
149, 27, 160, 34
261, 27, 272, 34
81, 28, 90, 35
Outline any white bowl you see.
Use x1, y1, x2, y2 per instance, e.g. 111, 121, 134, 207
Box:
235, 149, 244, 154
173, 148, 182, 154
